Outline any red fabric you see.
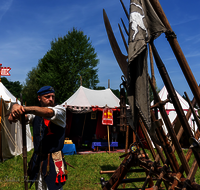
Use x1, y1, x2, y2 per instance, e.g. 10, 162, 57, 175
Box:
65, 110, 73, 137
137, 125, 150, 150
95, 112, 107, 139
92, 106, 120, 112
55, 160, 66, 183
43, 118, 53, 135
166, 110, 170, 115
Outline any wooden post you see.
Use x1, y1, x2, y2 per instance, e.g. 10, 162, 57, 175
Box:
149, 0, 200, 110
125, 125, 129, 153
149, 43, 156, 87
20, 94, 28, 190
80, 76, 82, 86
123, 125, 129, 189
133, 130, 136, 144
107, 125, 110, 153
0, 97, 3, 162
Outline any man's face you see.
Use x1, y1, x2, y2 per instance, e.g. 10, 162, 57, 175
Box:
38, 93, 55, 107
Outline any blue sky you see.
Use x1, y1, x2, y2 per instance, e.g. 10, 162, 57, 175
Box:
1, 0, 200, 99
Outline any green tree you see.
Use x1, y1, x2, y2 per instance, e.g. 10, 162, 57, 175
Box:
23, 28, 99, 105
111, 89, 120, 99
94, 86, 120, 98
22, 67, 41, 106
1, 77, 22, 99
94, 86, 106, 90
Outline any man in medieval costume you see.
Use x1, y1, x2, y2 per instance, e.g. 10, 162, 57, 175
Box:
8, 86, 67, 190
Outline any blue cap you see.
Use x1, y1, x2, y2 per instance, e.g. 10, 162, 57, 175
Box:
37, 86, 55, 96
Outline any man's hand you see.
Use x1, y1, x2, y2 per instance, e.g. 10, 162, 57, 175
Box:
8, 104, 25, 124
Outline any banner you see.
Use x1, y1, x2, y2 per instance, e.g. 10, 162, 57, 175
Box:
102, 108, 113, 125
0, 64, 11, 76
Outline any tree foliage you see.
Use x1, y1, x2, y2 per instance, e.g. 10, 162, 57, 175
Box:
23, 28, 99, 105
1, 77, 22, 99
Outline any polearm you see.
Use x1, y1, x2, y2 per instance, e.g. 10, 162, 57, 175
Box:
150, 41, 200, 169
169, 95, 198, 189
151, 85, 198, 190
149, 76, 184, 172
171, 130, 200, 190
184, 91, 200, 132
149, 0, 200, 110
20, 94, 28, 190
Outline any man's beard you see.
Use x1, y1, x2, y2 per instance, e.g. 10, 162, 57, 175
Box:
40, 101, 55, 107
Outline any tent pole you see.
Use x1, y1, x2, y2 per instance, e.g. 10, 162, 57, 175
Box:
0, 98, 3, 162
81, 114, 87, 143
107, 125, 110, 153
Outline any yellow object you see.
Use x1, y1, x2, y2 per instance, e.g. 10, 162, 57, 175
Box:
64, 140, 73, 144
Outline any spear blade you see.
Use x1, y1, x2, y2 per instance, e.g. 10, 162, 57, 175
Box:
118, 23, 128, 54
103, 9, 128, 78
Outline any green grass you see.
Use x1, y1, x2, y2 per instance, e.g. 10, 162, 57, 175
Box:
0, 149, 200, 190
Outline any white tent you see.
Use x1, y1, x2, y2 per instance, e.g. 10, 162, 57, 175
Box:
62, 86, 121, 111
151, 86, 198, 135
0, 82, 33, 160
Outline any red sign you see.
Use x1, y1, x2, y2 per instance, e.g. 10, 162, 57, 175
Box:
0, 64, 11, 76
102, 108, 113, 125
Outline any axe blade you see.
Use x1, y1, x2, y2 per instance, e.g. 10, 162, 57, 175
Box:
103, 9, 128, 78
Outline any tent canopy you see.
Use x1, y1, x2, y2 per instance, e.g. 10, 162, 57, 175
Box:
157, 86, 190, 111
0, 82, 33, 160
62, 86, 120, 112
0, 82, 20, 104
151, 85, 198, 136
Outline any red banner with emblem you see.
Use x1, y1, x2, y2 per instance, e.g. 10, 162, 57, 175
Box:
102, 108, 113, 125
0, 64, 11, 76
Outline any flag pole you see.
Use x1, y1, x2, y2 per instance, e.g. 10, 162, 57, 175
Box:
149, 0, 200, 109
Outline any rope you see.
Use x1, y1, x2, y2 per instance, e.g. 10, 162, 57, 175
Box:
165, 30, 177, 40
1, 119, 22, 158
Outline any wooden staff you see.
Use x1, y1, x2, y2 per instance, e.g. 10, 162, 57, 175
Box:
0, 65, 2, 162
20, 94, 28, 190
149, 0, 200, 113
138, 117, 156, 160
107, 125, 110, 153
125, 125, 129, 154
123, 125, 129, 189
149, 43, 156, 87
150, 43, 191, 174
0, 97, 3, 162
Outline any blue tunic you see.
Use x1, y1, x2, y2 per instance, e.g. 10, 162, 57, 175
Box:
28, 115, 66, 190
